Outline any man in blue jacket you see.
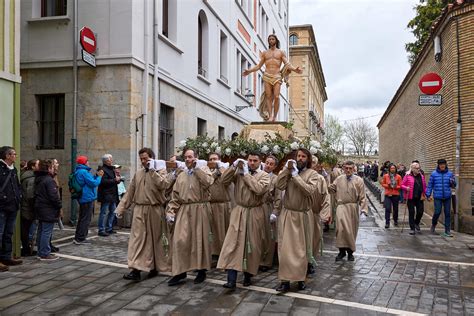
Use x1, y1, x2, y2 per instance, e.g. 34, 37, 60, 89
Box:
73, 155, 103, 244
426, 159, 456, 237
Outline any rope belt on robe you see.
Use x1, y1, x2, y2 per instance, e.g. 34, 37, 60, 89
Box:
284, 207, 316, 266
179, 200, 214, 242
237, 203, 263, 270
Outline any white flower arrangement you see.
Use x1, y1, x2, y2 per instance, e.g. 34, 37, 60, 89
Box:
215, 146, 222, 154
261, 145, 269, 154
310, 146, 318, 155
202, 142, 209, 148
211, 142, 218, 149
290, 142, 299, 150
310, 140, 321, 149
178, 140, 187, 148
225, 148, 232, 155
272, 145, 280, 154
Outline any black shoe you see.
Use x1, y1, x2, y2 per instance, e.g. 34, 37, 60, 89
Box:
307, 263, 315, 275
394, 222, 398, 226
259, 266, 270, 272
384, 224, 389, 229
194, 271, 206, 284
409, 230, 416, 235
107, 230, 117, 234
348, 254, 355, 261
415, 224, 421, 232
98, 231, 109, 237
243, 277, 252, 287
223, 282, 236, 289
123, 269, 141, 281
50, 245, 59, 253
297, 281, 306, 291
335, 253, 345, 262
276, 281, 290, 292
148, 269, 158, 279
168, 273, 187, 286
323, 223, 330, 232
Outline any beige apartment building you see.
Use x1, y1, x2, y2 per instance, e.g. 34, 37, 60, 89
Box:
288, 24, 327, 141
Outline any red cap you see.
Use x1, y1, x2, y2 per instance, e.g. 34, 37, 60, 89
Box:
76, 155, 88, 165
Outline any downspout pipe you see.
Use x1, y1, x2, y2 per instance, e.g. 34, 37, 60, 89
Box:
455, 17, 462, 232
142, 0, 150, 148
152, 0, 160, 154
70, 0, 79, 225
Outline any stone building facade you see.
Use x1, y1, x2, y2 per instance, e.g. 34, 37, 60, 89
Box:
0, 0, 21, 149
19, 0, 289, 221
377, 1, 474, 233
288, 24, 327, 141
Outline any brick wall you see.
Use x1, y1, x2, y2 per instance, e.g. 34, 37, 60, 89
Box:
378, 4, 474, 232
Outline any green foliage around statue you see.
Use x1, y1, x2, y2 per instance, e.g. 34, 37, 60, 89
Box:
176, 133, 339, 166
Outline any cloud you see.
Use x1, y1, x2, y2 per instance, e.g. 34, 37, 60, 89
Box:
289, 0, 418, 127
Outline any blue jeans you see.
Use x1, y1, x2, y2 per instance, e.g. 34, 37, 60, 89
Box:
432, 198, 451, 233
37, 221, 54, 257
98, 202, 116, 233
0, 209, 18, 260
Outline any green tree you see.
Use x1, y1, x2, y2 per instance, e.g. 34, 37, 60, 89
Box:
406, 0, 454, 65
323, 114, 344, 153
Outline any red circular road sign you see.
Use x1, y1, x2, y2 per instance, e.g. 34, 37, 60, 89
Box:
419, 72, 443, 95
80, 27, 96, 54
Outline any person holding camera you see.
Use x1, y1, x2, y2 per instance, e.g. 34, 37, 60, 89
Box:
73, 155, 103, 245
97, 154, 120, 237
426, 159, 456, 237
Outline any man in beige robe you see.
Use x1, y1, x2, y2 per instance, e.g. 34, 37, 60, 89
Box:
166, 149, 214, 286
328, 160, 368, 262
217, 152, 270, 289
208, 153, 231, 257
274, 149, 318, 292
260, 155, 281, 271
115, 148, 172, 281
328, 164, 344, 232
310, 156, 331, 274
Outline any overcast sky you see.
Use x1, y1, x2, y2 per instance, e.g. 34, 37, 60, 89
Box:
289, 0, 418, 128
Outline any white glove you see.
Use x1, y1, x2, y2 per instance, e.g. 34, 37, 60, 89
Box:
114, 210, 123, 219
154, 159, 166, 171
217, 161, 229, 169
260, 162, 266, 170
233, 158, 245, 167
270, 214, 277, 223
243, 162, 249, 175
285, 159, 297, 169
176, 161, 186, 169
360, 211, 368, 217
291, 167, 299, 177
166, 215, 175, 223
147, 159, 156, 171
195, 159, 208, 169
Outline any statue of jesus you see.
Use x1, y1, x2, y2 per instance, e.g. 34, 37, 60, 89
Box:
243, 34, 302, 122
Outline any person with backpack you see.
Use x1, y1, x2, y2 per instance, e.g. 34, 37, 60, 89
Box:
73, 155, 103, 245
426, 159, 456, 237
20, 159, 39, 256
0, 146, 22, 272
34, 159, 62, 261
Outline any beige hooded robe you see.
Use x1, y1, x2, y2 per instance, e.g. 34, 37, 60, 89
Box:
217, 166, 270, 276
260, 172, 281, 267
310, 173, 331, 257
328, 174, 368, 252
167, 167, 214, 275
209, 167, 232, 256
115, 168, 172, 272
275, 168, 318, 282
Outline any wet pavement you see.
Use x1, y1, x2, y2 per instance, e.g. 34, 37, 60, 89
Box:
0, 189, 473, 315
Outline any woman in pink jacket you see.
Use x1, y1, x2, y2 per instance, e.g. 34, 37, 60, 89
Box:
401, 162, 426, 235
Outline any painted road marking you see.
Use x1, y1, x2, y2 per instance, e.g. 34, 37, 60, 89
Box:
53, 253, 426, 316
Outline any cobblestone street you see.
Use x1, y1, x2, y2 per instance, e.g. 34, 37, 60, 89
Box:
0, 191, 473, 315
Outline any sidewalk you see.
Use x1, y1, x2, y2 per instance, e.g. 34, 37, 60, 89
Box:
0, 191, 473, 315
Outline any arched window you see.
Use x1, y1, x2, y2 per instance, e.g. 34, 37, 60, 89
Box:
289, 34, 298, 46
198, 10, 209, 78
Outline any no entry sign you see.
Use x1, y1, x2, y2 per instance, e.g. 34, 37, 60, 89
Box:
80, 27, 96, 54
419, 73, 442, 95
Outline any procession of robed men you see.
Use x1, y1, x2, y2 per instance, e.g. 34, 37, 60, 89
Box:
115, 146, 368, 292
